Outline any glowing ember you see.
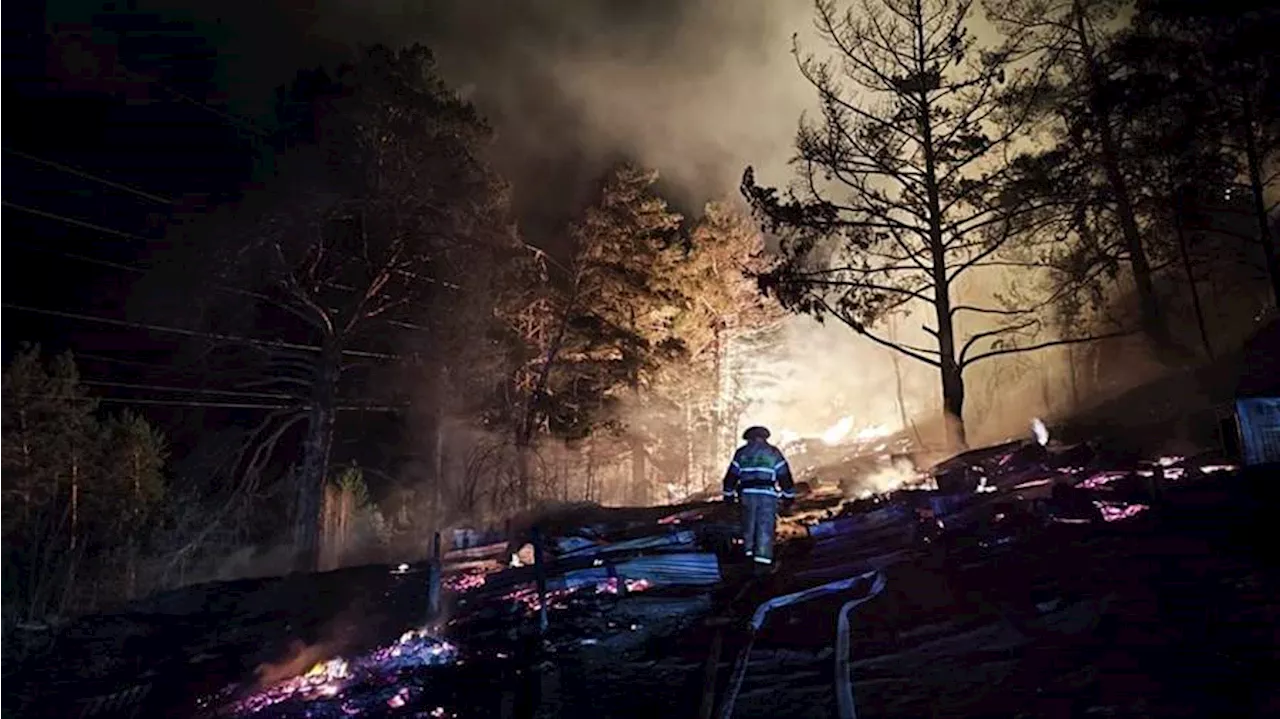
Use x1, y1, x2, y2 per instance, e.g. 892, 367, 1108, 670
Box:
388, 688, 410, 708
444, 570, 487, 593
1156, 455, 1184, 467
502, 584, 576, 612
595, 577, 653, 594
1094, 501, 1150, 522
1077, 471, 1128, 489
221, 631, 457, 716
1199, 464, 1237, 474
391, 562, 411, 575
658, 508, 707, 525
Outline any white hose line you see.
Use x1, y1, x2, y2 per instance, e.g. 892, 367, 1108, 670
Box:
835, 571, 888, 719
718, 569, 884, 719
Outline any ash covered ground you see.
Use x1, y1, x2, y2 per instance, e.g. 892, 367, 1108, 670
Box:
6, 437, 1278, 719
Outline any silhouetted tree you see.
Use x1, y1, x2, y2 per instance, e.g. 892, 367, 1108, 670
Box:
986, 0, 1175, 350
193, 44, 517, 570
2, 347, 169, 618
743, 0, 1093, 446
1130, 0, 1280, 307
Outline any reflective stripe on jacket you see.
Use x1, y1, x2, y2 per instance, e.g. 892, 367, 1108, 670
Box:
722, 440, 796, 499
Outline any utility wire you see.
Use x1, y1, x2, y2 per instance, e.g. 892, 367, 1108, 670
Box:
2, 201, 152, 242
2, 147, 174, 205
10, 243, 435, 334
8, 392, 405, 412
80, 379, 410, 410
2, 303, 399, 361
9, 241, 149, 273
81, 379, 294, 400
85, 396, 293, 410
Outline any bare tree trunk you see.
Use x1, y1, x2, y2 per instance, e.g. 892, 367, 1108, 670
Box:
584, 441, 596, 503
1174, 215, 1214, 359
1240, 90, 1280, 308
709, 322, 723, 477
294, 345, 340, 572
888, 317, 911, 432
127, 448, 141, 599
630, 436, 647, 506
1040, 362, 1052, 418
70, 452, 79, 552
1073, 0, 1169, 351
432, 373, 446, 528
1068, 343, 1080, 410
906, 0, 968, 449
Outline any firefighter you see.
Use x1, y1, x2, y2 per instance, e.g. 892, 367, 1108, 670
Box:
722, 426, 795, 572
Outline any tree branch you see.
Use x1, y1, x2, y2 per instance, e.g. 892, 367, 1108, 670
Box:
962, 329, 1134, 368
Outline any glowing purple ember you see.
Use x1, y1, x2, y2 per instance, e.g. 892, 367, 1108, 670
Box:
594, 577, 653, 595
1077, 471, 1128, 489
1093, 501, 1150, 522
502, 584, 577, 612
218, 630, 457, 716
444, 570, 487, 593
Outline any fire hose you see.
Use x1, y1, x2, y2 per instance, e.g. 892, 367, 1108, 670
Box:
718, 569, 887, 719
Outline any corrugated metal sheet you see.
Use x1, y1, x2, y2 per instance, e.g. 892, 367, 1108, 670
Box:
548, 552, 722, 590
559, 529, 697, 559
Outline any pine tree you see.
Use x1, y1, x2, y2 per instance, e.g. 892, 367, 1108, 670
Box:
743, 0, 1086, 447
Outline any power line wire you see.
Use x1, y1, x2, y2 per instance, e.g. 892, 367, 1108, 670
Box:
2, 303, 399, 361
10, 243, 435, 334
2, 147, 174, 205
2, 201, 152, 242
96, 396, 293, 410
81, 379, 294, 400
9, 241, 148, 274
81, 379, 410, 410
9, 392, 405, 412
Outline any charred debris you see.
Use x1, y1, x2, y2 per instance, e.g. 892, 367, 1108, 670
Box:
8, 430, 1272, 719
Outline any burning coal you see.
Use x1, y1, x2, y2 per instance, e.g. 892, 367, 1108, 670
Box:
216, 629, 458, 717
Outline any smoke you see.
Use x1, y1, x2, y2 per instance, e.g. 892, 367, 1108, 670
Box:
727, 309, 940, 443
331, 0, 820, 214
132, 0, 1179, 465
844, 455, 927, 500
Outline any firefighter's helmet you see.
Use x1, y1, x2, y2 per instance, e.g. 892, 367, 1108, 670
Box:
742, 426, 771, 441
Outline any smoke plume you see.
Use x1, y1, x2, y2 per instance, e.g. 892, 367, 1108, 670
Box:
133, 0, 1162, 453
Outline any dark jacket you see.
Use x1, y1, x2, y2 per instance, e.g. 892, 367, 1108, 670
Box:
723, 440, 796, 500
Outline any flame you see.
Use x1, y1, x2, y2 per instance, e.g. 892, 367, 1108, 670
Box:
1032, 418, 1049, 446
223, 631, 457, 715
821, 416, 855, 445
776, 429, 802, 447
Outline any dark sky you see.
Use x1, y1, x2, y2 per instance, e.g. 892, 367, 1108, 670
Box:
3, 0, 835, 448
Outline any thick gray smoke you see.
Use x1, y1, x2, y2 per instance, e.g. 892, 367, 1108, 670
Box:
125, 0, 1078, 445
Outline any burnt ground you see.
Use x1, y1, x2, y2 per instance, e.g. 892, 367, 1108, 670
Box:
539, 472, 1278, 719
5, 472, 1278, 719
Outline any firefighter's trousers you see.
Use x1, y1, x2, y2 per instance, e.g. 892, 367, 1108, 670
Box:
740, 491, 778, 565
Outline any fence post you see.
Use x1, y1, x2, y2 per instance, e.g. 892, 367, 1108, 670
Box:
428, 531, 443, 619
531, 525, 549, 635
